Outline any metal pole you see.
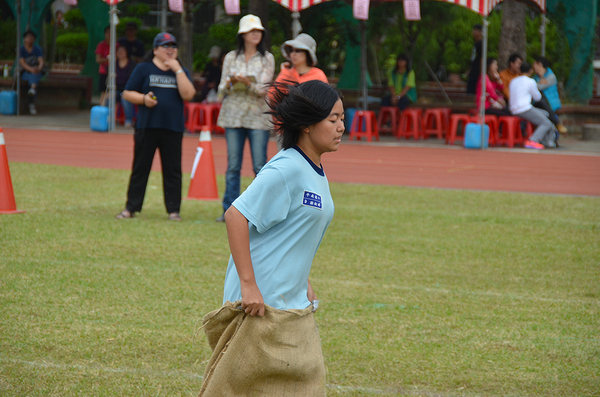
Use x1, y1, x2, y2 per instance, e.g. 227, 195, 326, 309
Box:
478, 19, 489, 150
108, 4, 117, 132
424, 60, 451, 103
291, 12, 301, 38
161, 0, 168, 32
360, 21, 368, 110
15, 0, 21, 116
540, 16, 547, 57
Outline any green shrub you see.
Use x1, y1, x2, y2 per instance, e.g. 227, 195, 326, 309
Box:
63, 9, 87, 32
0, 19, 17, 60
55, 32, 89, 64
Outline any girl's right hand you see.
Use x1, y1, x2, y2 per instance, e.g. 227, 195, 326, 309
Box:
240, 283, 265, 317
144, 91, 158, 108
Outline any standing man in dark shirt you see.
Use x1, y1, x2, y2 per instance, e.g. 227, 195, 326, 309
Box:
118, 22, 145, 62
466, 24, 483, 94
200, 46, 222, 102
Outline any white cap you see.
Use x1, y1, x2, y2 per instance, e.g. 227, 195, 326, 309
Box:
238, 14, 265, 35
281, 33, 318, 66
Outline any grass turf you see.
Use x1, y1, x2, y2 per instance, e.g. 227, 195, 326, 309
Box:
1, 162, 599, 396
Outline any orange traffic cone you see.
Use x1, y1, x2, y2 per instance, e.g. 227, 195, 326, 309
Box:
186, 127, 219, 201
0, 128, 26, 214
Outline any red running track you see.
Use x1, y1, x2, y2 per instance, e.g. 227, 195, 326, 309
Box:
3, 128, 600, 196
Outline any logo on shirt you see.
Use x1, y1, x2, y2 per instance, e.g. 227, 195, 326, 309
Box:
302, 191, 322, 210
149, 74, 177, 88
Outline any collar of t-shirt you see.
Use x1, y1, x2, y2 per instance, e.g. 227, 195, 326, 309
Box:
292, 145, 324, 176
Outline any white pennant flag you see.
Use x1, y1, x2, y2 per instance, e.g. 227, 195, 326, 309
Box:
224, 0, 240, 15
353, 0, 370, 20
404, 0, 421, 21
169, 0, 184, 13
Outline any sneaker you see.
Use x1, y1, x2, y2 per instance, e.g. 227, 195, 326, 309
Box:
216, 214, 225, 222
28, 104, 37, 115
557, 123, 568, 135
524, 140, 544, 150
27, 87, 36, 96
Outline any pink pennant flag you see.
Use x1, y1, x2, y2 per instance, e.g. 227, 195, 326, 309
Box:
169, 0, 184, 13
224, 0, 240, 15
353, 0, 370, 20
63, 0, 77, 5
404, 0, 421, 21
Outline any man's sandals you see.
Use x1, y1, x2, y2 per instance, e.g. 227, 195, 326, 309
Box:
115, 210, 134, 219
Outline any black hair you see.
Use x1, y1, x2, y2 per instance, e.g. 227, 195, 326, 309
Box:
142, 49, 154, 63
286, 46, 313, 67
126, 21, 138, 29
396, 53, 411, 72
486, 57, 497, 70
267, 80, 342, 150
508, 53, 523, 64
535, 56, 550, 69
236, 31, 266, 57
520, 62, 533, 74
473, 24, 483, 31
23, 30, 36, 39
104, 26, 110, 34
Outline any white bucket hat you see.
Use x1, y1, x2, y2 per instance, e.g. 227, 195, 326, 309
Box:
281, 33, 318, 66
238, 14, 265, 35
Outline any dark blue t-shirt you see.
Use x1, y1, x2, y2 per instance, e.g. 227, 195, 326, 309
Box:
20, 45, 43, 64
125, 62, 191, 133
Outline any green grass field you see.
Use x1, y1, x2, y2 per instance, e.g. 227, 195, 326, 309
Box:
1, 162, 599, 396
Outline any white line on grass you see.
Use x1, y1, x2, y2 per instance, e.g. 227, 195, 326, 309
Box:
332, 280, 599, 306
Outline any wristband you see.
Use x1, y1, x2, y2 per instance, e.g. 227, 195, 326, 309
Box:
175, 69, 183, 74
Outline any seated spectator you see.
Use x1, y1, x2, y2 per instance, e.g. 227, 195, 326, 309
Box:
381, 53, 417, 111
96, 26, 115, 106
19, 30, 44, 115
116, 45, 137, 127
117, 22, 145, 62
275, 33, 328, 85
200, 46, 223, 102
509, 62, 556, 150
499, 53, 523, 101
476, 58, 510, 116
533, 56, 567, 134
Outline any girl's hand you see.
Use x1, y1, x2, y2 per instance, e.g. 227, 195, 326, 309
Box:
236, 74, 252, 87
164, 58, 182, 72
144, 91, 158, 108
241, 282, 265, 316
280, 62, 291, 70
307, 280, 317, 302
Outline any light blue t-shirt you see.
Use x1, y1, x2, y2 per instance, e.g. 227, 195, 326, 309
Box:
223, 146, 335, 310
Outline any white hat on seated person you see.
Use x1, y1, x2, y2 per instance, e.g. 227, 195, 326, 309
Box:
281, 33, 318, 67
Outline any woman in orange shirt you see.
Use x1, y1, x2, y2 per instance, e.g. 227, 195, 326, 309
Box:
275, 33, 328, 85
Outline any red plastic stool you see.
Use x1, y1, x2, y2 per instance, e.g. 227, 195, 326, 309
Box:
376, 106, 400, 135
396, 108, 422, 140
497, 116, 533, 148
422, 107, 451, 140
349, 110, 379, 141
447, 114, 471, 145
184, 103, 203, 133
469, 115, 499, 146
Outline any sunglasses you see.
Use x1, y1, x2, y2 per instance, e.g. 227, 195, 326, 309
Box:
289, 48, 305, 53
160, 44, 178, 49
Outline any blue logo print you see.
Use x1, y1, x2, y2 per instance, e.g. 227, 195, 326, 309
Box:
302, 191, 322, 210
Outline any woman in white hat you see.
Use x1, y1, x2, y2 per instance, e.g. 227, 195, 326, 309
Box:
216, 14, 275, 222
275, 33, 328, 85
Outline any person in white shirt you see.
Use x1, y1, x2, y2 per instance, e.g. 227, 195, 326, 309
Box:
509, 62, 556, 150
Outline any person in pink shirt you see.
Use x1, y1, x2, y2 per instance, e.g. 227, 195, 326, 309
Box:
275, 33, 328, 86
95, 26, 118, 106
476, 58, 510, 116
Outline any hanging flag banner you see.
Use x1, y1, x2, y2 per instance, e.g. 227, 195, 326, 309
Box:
404, 0, 421, 21
103, 0, 124, 5
63, 0, 77, 5
169, 0, 184, 13
224, 0, 240, 15
353, 0, 370, 20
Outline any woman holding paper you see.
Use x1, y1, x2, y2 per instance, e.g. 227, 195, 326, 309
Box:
216, 14, 275, 222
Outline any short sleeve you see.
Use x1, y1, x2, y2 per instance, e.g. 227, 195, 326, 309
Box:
232, 166, 291, 234
406, 71, 416, 87
124, 64, 145, 92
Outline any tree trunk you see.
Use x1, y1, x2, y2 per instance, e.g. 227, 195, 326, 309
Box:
498, 0, 527, 70
249, 0, 271, 49
179, 1, 194, 72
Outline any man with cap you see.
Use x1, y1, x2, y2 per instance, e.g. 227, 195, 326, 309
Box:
118, 22, 145, 62
275, 33, 328, 85
116, 32, 196, 221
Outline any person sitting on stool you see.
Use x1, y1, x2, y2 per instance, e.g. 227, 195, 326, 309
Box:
381, 53, 417, 112
19, 30, 44, 115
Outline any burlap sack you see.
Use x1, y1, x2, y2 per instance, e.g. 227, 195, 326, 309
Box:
198, 301, 326, 396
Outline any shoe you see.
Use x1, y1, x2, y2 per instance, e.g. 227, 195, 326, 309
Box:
524, 140, 544, 150
124, 121, 133, 128
28, 104, 36, 115
28, 87, 36, 96
216, 214, 225, 222
115, 209, 134, 219
557, 123, 568, 135
168, 212, 181, 221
